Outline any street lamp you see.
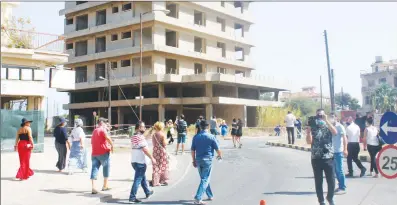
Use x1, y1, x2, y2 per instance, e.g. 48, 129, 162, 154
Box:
99, 62, 111, 124
139, 9, 170, 121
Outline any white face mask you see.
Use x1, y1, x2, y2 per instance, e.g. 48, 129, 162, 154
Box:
329, 117, 335, 124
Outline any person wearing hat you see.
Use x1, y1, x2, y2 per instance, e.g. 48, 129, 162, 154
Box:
14, 118, 35, 180
68, 118, 88, 175
191, 120, 223, 205
53, 117, 71, 172
90, 117, 114, 194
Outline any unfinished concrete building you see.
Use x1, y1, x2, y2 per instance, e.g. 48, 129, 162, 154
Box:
59, 1, 287, 127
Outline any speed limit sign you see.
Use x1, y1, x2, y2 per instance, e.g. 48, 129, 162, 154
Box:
376, 145, 397, 179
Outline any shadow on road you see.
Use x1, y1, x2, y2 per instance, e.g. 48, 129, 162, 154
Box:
104, 198, 193, 205
33, 169, 68, 175
263, 191, 322, 195
40, 189, 112, 202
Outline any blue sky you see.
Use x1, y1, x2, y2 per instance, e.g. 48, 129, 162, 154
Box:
12, 2, 397, 116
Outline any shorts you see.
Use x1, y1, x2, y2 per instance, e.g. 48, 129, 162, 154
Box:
231, 129, 237, 136
210, 129, 218, 135
177, 133, 186, 144
90, 152, 110, 180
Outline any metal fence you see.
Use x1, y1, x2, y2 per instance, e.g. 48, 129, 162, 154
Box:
0, 110, 45, 152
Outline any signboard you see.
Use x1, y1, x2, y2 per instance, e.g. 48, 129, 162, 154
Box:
376, 145, 397, 179
49, 68, 75, 90
380, 112, 397, 145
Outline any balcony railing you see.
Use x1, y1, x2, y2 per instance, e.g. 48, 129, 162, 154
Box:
1, 26, 65, 53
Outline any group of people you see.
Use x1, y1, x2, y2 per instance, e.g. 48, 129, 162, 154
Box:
306, 109, 383, 205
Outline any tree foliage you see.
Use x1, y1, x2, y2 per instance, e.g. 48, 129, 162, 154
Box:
335, 92, 361, 111
371, 83, 397, 113
257, 105, 301, 127
1, 16, 35, 49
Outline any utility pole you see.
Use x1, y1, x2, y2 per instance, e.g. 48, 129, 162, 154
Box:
324, 30, 335, 112
320, 76, 323, 109
107, 61, 111, 125
341, 87, 344, 110
139, 12, 143, 121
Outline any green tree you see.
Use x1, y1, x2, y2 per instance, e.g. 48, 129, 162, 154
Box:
284, 98, 331, 123
371, 83, 397, 113
335, 92, 361, 111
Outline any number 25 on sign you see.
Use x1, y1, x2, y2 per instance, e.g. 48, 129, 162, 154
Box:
376, 145, 397, 179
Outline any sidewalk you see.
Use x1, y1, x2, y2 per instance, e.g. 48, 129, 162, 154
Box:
1, 141, 190, 205
266, 137, 372, 162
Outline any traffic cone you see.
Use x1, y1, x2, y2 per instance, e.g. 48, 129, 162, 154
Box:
260, 200, 266, 205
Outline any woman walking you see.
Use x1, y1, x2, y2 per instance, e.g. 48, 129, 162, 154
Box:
364, 117, 381, 178
53, 117, 70, 172
68, 119, 88, 174
152, 122, 169, 186
14, 118, 35, 180
231, 118, 238, 148
236, 118, 243, 148
220, 120, 228, 138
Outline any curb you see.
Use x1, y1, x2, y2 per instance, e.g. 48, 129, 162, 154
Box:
266, 141, 370, 162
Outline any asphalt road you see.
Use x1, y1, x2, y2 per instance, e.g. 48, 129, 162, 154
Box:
99, 138, 397, 205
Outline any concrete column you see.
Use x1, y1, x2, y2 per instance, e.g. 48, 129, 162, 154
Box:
206, 104, 213, 120
118, 88, 122, 100
117, 107, 123, 125
26, 97, 35, 111
243, 105, 247, 127
258, 89, 261, 100
234, 86, 239, 98
177, 86, 182, 98
158, 84, 165, 98
274, 91, 279, 101
205, 83, 213, 98
158, 104, 165, 122
177, 105, 183, 117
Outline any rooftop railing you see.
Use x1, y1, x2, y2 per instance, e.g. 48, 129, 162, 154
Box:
1, 26, 65, 53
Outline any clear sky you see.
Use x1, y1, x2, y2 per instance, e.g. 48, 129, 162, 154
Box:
12, 2, 397, 116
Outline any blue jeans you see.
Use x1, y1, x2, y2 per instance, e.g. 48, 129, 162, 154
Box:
129, 163, 150, 200
90, 152, 110, 179
195, 159, 214, 201
334, 152, 346, 190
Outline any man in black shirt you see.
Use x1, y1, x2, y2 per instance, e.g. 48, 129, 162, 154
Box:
306, 109, 338, 205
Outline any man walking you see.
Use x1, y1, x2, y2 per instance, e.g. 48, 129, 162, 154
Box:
330, 113, 348, 195
90, 117, 114, 194
129, 121, 156, 204
209, 116, 218, 137
285, 111, 296, 144
345, 117, 367, 177
306, 109, 337, 205
176, 114, 188, 155
191, 120, 222, 205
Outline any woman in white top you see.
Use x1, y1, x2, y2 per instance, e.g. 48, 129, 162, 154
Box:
364, 117, 380, 178
68, 119, 88, 174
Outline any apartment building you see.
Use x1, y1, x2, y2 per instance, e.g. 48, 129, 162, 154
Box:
280, 86, 330, 104
361, 56, 397, 113
60, 1, 288, 127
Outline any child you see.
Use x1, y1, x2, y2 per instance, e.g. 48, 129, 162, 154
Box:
274, 125, 281, 136
219, 120, 228, 138
166, 120, 175, 144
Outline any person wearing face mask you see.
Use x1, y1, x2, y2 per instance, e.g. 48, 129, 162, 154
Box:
306, 109, 337, 205
345, 116, 366, 178
330, 113, 348, 195
129, 121, 156, 203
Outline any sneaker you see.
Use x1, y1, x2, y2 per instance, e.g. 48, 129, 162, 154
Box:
319, 202, 326, 205
128, 199, 142, 204
334, 189, 346, 195
360, 168, 367, 177
373, 174, 379, 178
207, 197, 214, 201
345, 173, 353, 178
91, 189, 98, 195
193, 200, 206, 205
233, 145, 237, 148
328, 200, 335, 205
239, 144, 242, 149
146, 190, 154, 199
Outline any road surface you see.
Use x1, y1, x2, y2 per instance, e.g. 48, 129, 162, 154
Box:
99, 138, 397, 205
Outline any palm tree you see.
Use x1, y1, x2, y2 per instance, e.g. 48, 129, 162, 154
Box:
371, 83, 397, 113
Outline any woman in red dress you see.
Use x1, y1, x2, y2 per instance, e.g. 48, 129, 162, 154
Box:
14, 118, 35, 180
151, 122, 169, 186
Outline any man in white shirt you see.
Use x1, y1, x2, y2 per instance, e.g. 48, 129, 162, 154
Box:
285, 111, 297, 144
345, 117, 366, 177
129, 121, 156, 203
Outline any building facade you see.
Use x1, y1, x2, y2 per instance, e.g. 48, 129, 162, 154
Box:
280, 86, 330, 104
60, 1, 287, 127
361, 56, 397, 113
1, 2, 68, 151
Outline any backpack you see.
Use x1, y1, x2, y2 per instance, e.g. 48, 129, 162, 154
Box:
177, 120, 187, 133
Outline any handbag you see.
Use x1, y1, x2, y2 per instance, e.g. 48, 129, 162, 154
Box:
152, 133, 171, 161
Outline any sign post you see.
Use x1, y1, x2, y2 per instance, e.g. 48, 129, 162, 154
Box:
376, 112, 397, 179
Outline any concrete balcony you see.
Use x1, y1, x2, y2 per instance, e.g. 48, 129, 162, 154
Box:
361, 86, 376, 93
60, 1, 108, 16
65, 44, 254, 69
64, 96, 282, 110
188, 2, 254, 24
